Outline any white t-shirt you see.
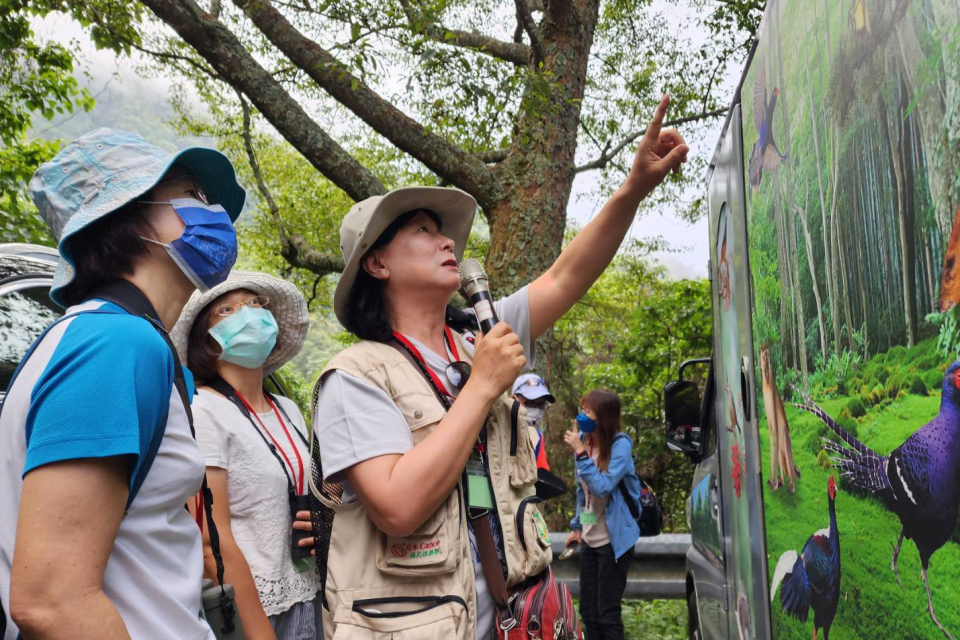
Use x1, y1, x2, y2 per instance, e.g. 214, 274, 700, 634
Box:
0, 300, 212, 640
192, 390, 318, 617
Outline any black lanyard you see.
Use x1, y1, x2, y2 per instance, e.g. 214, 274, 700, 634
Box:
207, 375, 308, 495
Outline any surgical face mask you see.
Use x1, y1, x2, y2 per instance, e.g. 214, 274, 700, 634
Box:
525, 406, 544, 427
576, 412, 597, 434
209, 306, 279, 369
139, 198, 238, 291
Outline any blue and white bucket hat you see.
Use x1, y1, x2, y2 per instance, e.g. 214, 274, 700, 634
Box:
29, 128, 246, 307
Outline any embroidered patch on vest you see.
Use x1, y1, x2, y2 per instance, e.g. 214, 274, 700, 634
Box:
532, 509, 551, 548
386, 537, 443, 562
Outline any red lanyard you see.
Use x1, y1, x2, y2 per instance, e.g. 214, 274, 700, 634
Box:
236, 392, 305, 494
392, 327, 460, 399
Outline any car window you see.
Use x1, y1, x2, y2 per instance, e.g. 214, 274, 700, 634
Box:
0, 286, 60, 394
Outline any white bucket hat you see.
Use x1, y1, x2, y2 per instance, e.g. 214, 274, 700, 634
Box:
333, 186, 477, 328
171, 271, 309, 376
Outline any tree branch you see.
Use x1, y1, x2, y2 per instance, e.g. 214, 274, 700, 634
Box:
475, 148, 509, 163
140, 0, 385, 202
238, 95, 344, 277
514, 0, 544, 66
234, 0, 500, 209
575, 108, 727, 173
399, 0, 531, 67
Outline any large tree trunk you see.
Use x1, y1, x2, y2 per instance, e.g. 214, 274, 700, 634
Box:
881, 66, 918, 346
928, 0, 960, 237
828, 125, 843, 351
805, 57, 832, 358
481, 2, 600, 295
796, 190, 828, 360
895, 10, 951, 241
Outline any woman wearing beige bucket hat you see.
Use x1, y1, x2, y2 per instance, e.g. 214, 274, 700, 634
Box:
311, 95, 688, 639
171, 272, 317, 640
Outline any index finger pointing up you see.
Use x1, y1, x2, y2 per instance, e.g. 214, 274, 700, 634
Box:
645, 94, 671, 142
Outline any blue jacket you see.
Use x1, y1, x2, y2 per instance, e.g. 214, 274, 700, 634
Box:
570, 432, 642, 560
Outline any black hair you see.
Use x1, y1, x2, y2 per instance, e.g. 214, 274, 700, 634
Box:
59, 200, 156, 306
343, 208, 443, 342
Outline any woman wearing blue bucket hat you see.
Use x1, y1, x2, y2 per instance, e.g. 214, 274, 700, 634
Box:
0, 128, 245, 640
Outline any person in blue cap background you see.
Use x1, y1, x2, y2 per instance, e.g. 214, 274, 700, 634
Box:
0, 128, 245, 640
512, 373, 555, 471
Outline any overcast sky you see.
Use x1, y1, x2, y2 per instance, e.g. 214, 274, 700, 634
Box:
35, 7, 744, 279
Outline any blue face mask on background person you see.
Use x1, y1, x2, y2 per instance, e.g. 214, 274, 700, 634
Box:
209, 306, 279, 369
139, 198, 238, 291
576, 412, 597, 433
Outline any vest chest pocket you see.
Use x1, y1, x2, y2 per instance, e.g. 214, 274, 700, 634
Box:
393, 391, 445, 438
506, 400, 538, 489
516, 496, 553, 577
376, 491, 461, 576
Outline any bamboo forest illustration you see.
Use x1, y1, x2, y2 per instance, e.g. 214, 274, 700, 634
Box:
741, 0, 960, 638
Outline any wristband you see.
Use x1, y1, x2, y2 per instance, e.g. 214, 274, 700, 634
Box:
575, 451, 589, 461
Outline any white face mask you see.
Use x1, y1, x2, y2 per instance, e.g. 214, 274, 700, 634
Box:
525, 406, 544, 427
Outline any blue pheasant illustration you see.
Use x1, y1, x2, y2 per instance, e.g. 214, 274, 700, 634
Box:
771, 477, 841, 640
748, 65, 788, 189
796, 362, 960, 640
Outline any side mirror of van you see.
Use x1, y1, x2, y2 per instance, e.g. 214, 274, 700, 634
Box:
665, 380, 702, 454
664, 358, 712, 460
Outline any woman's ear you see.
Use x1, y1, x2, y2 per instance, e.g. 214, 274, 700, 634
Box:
362, 251, 390, 281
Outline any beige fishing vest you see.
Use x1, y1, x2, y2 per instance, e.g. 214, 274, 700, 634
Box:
311, 330, 553, 639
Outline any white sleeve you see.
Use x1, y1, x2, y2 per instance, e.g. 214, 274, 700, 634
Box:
312, 370, 415, 482
192, 391, 231, 470
493, 285, 535, 369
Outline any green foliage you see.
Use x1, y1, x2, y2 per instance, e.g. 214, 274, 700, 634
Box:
620, 599, 686, 640
926, 307, 960, 359
909, 376, 928, 397
543, 241, 712, 532
846, 396, 866, 418
0, 2, 97, 245
809, 349, 862, 398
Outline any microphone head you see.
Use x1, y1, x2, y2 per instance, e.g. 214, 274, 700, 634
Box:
459, 258, 489, 294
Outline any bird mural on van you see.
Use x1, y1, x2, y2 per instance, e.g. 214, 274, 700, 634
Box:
748, 65, 788, 189
796, 365, 960, 640
771, 476, 841, 640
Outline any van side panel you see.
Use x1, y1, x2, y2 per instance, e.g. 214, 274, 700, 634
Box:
709, 104, 773, 640
743, 0, 960, 638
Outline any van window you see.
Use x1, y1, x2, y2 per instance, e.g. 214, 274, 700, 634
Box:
0, 286, 60, 394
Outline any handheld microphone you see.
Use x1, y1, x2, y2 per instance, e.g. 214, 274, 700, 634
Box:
459, 258, 499, 334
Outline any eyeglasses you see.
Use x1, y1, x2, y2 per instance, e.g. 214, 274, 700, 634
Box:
215, 295, 271, 317
446, 361, 472, 391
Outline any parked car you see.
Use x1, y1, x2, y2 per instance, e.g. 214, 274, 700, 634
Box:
0, 244, 60, 405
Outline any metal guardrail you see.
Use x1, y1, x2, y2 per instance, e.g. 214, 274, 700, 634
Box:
548, 533, 690, 599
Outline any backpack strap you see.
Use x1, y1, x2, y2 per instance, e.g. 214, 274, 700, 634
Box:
91, 282, 236, 632
619, 482, 640, 522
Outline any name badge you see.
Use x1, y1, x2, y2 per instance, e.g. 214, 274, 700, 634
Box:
581, 510, 598, 526
466, 457, 494, 510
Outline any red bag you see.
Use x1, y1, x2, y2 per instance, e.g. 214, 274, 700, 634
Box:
496, 567, 582, 640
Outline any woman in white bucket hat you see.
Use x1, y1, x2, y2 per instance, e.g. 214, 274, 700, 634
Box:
311, 96, 688, 639
0, 128, 244, 640
171, 272, 317, 640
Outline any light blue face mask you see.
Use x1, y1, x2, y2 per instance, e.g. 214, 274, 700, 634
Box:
209, 306, 279, 369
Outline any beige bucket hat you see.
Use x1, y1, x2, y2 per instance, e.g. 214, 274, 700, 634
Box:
171, 271, 309, 376
333, 186, 477, 327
